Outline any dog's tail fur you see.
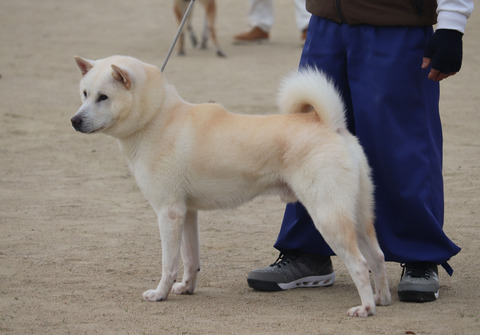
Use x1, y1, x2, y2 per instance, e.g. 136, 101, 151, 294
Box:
278, 67, 346, 132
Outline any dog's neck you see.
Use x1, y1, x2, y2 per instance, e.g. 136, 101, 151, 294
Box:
117, 83, 191, 166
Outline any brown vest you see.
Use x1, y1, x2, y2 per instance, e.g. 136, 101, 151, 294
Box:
306, 0, 438, 26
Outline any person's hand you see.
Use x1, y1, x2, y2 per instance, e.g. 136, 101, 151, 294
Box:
422, 29, 463, 81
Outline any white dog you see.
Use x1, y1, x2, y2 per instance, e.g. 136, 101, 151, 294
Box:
71, 55, 391, 317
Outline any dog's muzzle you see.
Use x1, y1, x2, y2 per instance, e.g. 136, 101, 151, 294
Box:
71, 114, 104, 134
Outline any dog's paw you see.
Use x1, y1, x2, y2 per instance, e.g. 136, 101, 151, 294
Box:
374, 291, 392, 306
172, 282, 194, 295
142, 289, 167, 302
347, 304, 375, 318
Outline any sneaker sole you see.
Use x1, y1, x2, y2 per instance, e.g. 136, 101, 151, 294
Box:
398, 289, 439, 302
248, 273, 335, 292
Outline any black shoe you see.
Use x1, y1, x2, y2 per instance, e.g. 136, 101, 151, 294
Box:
247, 252, 335, 291
398, 262, 439, 302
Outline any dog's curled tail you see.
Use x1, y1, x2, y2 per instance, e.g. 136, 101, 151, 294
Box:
278, 67, 347, 132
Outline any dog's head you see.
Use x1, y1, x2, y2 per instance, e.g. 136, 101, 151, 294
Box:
71, 55, 164, 138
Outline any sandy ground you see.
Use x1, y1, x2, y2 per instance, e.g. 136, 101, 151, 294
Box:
1, 1, 479, 334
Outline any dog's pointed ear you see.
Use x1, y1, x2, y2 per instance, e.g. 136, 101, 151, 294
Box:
111, 64, 132, 90
74, 56, 94, 76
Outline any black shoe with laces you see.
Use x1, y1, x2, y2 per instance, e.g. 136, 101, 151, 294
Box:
398, 262, 439, 302
247, 252, 335, 291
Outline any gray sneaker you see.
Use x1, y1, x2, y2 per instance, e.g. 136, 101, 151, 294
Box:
398, 262, 439, 302
247, 252, 335, 291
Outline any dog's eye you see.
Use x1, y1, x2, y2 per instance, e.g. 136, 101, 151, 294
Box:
83, 90, 87, 98
97, 94, 109, 102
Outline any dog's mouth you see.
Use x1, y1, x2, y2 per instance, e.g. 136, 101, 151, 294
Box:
87, 126, 105, 134
71, 124, 104, 134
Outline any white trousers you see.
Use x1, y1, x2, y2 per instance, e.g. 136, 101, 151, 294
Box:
247, 0, 311, 32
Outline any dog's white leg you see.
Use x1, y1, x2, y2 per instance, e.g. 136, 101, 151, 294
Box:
325, 226, 377, 317
355, 161, 391, 306
357, 220, 391, 306
299, 195, 376, 317
341, 251, 377, 317
172, 210, 200, 295
142, 205, 185, 302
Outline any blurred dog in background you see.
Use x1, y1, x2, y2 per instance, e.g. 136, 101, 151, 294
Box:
174, 0, 226, 57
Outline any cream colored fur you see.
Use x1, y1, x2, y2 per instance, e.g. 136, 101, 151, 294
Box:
71, 55, 391, 317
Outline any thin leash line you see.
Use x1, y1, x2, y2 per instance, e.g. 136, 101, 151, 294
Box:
161, 0, 196, 73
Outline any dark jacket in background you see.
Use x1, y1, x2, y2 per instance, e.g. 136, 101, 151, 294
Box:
306, 0, 438, 26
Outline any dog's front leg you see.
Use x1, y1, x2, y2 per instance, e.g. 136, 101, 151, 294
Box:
142, 205, 185, 302
172, 210, 200, 295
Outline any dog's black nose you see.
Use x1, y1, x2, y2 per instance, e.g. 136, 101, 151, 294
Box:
71, 115, 83, 130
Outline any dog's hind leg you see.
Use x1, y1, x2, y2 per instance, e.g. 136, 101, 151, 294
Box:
355, 158, 391, 306
356, 218, 391, 306
298, 193, 376, 317
142, 204, 186, 302
172, 210, 201, 295
174, 3, 192, 55
203, 0, 226, 57
326, 218, 377, 317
